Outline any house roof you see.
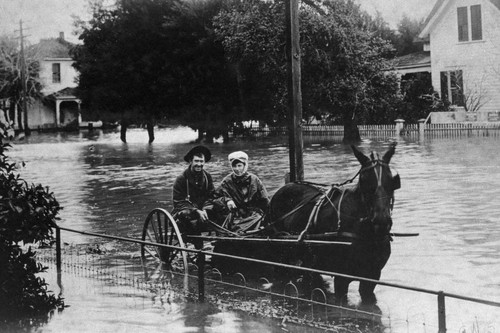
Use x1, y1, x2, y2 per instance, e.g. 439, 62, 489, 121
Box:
420, 0, 500, 38
28, 37, 74, 60
393, 51, 431, 70
46, 87, 80, 101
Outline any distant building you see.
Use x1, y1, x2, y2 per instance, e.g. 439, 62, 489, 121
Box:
392, 0, 500, 122
419, 0, 500, 117
20, 32, 82, 130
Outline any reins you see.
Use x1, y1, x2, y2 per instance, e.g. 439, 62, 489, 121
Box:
296, 159, 396, 242
218, 159, 396, 241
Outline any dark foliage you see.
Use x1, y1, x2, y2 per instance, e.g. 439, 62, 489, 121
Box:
0, 36, 43, 133
165, 0, 241, 142
215, 0, 401, 142
398, 72, 449, 123
73, 0, 240, 142
73, 0, 406, 142
0, 121, 64, 322
394, 15, 425, 56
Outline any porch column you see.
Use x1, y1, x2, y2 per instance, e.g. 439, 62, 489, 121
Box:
396, 72, 402, 91
77, 100, 82, 127
55, 100, 62, 128
14, 104, 18, 129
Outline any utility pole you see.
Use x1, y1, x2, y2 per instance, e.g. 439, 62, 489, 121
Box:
285, 0, 304, 182
19, 20, 30, 135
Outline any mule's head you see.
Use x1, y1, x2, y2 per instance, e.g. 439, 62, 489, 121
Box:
351, 143, 400, 238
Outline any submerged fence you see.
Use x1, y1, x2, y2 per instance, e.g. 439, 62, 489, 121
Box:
236, 121, 500, 139
35, 226, 500, 333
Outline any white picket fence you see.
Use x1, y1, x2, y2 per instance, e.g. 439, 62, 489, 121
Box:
240, 122, 500, 138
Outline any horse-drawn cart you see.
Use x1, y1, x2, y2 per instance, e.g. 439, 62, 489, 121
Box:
140, 207, 354, 274
139, 144, 416, 304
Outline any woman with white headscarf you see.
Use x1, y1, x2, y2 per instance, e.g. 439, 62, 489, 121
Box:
216, 151, 270, 233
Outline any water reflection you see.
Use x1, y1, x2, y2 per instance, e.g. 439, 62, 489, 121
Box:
8, 127, 500, 332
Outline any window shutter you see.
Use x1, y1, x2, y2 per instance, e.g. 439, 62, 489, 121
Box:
471, 5, 482, 40
457, 7, 469, 41
440, 72, 449, 102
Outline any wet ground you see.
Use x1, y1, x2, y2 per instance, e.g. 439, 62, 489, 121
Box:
3, 127, 500, 332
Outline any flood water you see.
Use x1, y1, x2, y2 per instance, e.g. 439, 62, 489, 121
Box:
5, 126, 500, 332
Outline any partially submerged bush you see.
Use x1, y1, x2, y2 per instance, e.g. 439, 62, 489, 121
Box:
0, 121, 64, 321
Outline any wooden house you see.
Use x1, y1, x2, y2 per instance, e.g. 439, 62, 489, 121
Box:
22, 33, 82, 130
418, 0, 500, 121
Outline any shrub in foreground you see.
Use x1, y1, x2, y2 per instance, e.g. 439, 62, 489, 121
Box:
0, 122, 64, 322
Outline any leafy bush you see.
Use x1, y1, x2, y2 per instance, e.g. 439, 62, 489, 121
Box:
0, 121, 64, 322
398, 72, 449, 123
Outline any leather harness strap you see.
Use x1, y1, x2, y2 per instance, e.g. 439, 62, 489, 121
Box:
298, 192, 327, 241
265, 191, 322, 231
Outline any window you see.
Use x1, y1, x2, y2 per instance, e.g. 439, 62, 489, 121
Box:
457, 5, 482, 42
52, 63, 61, 83
440, 70, 464, 106
471, 5, 482, 40
457, 7, 468, 42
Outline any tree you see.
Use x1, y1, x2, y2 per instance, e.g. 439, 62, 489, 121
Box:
215, 0, 401, 142
213, 0, 288, 126
365, 11, 398, 48
398, 72, 449, 123
458, 71, 490, 113
74, 0, 401, 143
394, 15, 425, 56
301, 0, 400, 141
0, 120, 64, 324
163, 0, 241, 142
73, 0, 240, 143
0, 35, 43, 134
73, 0, 180, 143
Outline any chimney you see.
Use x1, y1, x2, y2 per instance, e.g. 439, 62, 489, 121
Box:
59, 32, 65, 40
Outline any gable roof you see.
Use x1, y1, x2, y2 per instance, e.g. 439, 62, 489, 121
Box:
419, 0, 500, 38
28, 37, 75, 60
45, 87, 80, 101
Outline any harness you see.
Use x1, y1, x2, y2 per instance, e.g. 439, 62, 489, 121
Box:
294, 158, 398, 242
297, 185, 345, 241
205, 158, 399, 242
358, 156, 397, 213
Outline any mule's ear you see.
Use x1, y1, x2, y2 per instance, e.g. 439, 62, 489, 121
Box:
382, 142, 397, 164
351, 145, 370, 165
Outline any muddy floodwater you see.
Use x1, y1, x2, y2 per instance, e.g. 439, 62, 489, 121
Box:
5, 127, 500, 332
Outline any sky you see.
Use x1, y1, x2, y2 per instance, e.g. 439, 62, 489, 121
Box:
0, 0, 437, 45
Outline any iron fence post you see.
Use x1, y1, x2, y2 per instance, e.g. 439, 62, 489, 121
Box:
438, 291, 446, 333
56, 226, 61, 272
197, 251, 205, 302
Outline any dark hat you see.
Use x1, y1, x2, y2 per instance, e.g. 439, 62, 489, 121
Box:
184, 145, 211, 162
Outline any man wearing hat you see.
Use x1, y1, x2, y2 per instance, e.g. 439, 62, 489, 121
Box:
172, 145, 215, 233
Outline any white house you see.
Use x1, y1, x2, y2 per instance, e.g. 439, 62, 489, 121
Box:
22, 33, 82, 129
418, 0, 500, 122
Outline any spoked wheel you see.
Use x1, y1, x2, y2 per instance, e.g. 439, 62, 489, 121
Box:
141, 208, 188, 274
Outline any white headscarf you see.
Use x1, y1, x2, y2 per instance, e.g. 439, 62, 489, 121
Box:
228, 151, 248, 177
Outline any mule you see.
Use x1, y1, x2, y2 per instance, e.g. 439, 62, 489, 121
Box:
267, 143, 400, 304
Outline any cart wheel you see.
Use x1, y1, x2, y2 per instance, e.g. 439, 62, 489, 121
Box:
141, 208, 188, 273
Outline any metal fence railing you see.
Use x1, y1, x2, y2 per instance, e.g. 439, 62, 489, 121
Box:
50, 226, 500, 333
